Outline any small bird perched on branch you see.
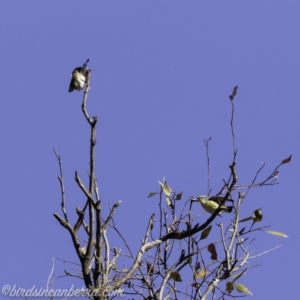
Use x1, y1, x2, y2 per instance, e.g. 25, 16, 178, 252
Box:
229, 85, 238, 100
193, 195, 233, 215
69, 59, 89, 92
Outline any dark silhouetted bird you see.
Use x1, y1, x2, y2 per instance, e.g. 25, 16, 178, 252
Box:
69, 59, 89, 92
229, 85, 238, 100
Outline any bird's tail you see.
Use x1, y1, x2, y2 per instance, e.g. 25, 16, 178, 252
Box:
82, 59, 89, 70
224, 206, 233, 213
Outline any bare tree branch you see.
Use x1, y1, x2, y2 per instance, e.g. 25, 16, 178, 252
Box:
53, 148, 68, 223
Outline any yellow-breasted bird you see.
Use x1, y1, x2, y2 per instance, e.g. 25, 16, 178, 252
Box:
193, 195, 233, 215
69, 59, 89, 92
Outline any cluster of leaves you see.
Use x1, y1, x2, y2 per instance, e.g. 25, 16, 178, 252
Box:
141, 166, 289, 299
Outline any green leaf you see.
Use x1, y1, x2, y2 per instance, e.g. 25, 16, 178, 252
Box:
234, 283, 252, 295
166, 196, 174, 208
176, 192, 183, 200
200, 225, 212, 240
266, 231, 288, 238
111, 262, 117, 271
195, 268, 207, 279
147, 192, 157, 198
170, 271, 182, 282
158, 180, 172, 196
226, 282, 234, 294
253, 208, 262, 222
240, 208, 262, 223
231, 271, 246, 282
239, 216, 252, 223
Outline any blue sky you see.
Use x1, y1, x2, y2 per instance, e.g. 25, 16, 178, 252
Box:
0, 2, 299, 299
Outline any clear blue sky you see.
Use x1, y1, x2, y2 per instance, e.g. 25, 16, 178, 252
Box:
0, 2, 299, 299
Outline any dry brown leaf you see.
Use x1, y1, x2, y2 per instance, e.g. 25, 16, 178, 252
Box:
170, 271, 182, 282
195, 262, 201, 271
207, 243, 218, 260
281, 155, 292, 164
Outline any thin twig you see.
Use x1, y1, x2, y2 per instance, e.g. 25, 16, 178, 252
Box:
47, 258, 55, 290
53, 148, 68, 223
230, 100, 237, 156
103, 201, 122, 230
204, 137, 212, 195
248, 244, 283, 259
